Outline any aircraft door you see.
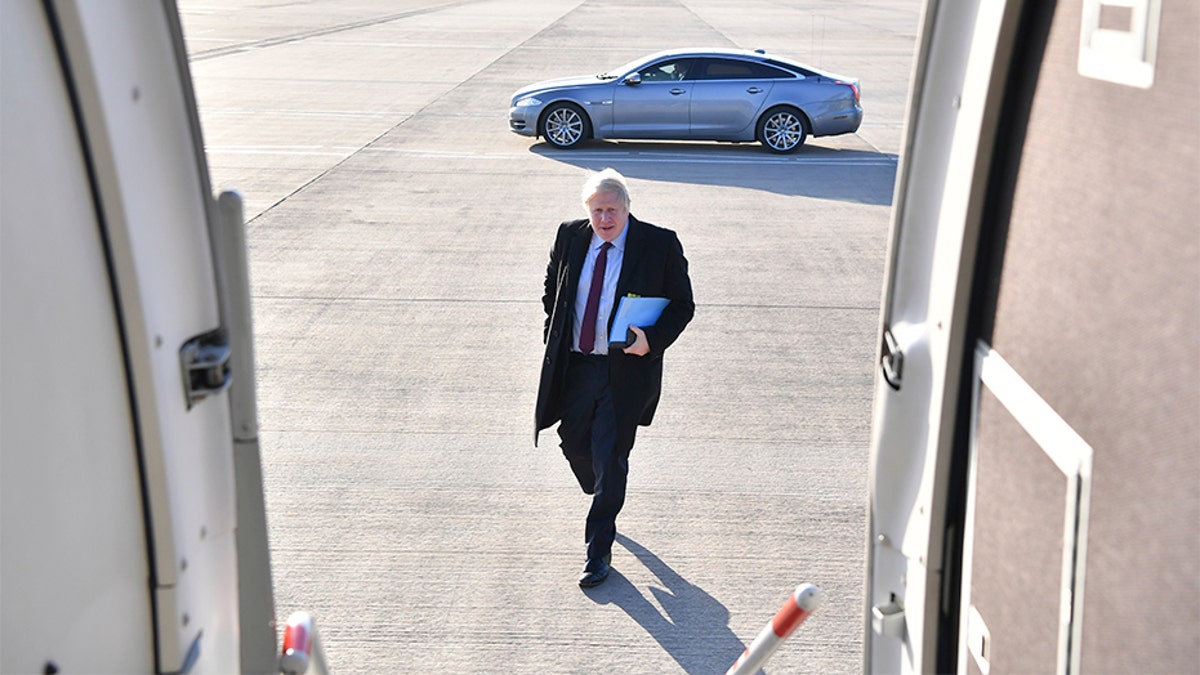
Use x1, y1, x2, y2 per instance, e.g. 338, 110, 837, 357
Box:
0, 2, 155, 671
957, 1, 1198, 673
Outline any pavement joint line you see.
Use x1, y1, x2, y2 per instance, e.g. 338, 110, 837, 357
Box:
236, 6, 586, 223
203, 107, 405, 118
254, 295, 533, 303
255, 427, 869, 445
253, 294, 878, 311
254, 427, 869, 444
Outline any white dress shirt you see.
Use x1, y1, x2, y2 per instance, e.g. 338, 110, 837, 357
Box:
572, 224, 627, 354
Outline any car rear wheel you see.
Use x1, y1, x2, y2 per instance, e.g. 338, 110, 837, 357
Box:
757, 107, 808, 153
540, 102, 589, 149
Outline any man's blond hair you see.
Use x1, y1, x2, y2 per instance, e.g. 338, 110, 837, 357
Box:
581, 168, 630, 209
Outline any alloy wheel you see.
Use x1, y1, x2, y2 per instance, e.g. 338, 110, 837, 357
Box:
543, 105, 586, 148
761, 110, 806, 152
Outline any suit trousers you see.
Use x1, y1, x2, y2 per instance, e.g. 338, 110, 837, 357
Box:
558, 352, 634, 562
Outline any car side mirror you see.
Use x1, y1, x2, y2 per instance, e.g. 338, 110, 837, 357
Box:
623, 72, 641, 85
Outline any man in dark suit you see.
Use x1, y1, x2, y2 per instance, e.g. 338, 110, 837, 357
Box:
535, 168, 695, 587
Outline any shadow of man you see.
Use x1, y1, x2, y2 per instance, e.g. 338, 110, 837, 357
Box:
582, 533, 754, 674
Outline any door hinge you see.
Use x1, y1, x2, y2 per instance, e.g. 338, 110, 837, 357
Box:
180, 330, 231, 409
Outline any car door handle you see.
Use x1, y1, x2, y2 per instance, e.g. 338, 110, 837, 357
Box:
746, 87, 763, 94
669, 88, 687, 95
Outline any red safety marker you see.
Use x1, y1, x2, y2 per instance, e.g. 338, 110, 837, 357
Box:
280, 611, 315, 675
726, 583, 823, 675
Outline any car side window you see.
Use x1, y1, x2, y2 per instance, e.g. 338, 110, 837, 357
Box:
703, 59, 755, 80
751, 62, 796, 79
764, 59, 810, 78
699, 59, 796, 80
639, 59, 693, 82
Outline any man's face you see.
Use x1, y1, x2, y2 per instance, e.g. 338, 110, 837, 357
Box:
587, 190, 629, 242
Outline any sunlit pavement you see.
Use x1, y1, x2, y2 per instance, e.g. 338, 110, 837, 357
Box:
180, 2, 920, 671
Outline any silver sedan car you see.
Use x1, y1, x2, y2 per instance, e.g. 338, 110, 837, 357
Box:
509, 48, 862, 153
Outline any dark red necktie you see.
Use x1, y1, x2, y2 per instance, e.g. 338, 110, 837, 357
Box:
579, 242, 612, 354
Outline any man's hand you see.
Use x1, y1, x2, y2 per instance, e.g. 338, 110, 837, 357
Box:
622, 325, 650, 356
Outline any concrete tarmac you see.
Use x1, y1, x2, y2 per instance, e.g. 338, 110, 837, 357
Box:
179, 1, 920, 672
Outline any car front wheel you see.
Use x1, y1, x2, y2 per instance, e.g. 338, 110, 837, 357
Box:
540, 102, 589, 149
757, 107, 808, 153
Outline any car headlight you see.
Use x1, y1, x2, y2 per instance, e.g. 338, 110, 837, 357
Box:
514, 96, 542, 107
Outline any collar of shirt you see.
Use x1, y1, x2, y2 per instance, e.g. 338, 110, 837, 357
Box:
589, 218, 629, 253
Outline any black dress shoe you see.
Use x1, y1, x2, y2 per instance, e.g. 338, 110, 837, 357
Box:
578, 556, 610, 587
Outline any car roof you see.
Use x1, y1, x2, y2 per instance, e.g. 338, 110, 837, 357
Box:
642, 47, 770, 60
634, 48, 820, 74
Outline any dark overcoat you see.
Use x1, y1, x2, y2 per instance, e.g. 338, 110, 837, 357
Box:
534, 215, 695, 447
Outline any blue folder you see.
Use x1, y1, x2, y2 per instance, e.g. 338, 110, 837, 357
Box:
609, 296, 670, 346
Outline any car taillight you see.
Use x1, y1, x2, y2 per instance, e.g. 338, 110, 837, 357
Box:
836, 80, 860, 101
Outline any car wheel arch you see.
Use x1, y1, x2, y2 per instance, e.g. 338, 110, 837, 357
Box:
756, 104, 811, 152
538, 101, 593, 149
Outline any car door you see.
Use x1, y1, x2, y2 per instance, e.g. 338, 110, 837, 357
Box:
611, 57, 698, 138
688, 58, 780, 138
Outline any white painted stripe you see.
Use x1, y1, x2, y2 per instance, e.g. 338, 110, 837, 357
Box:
204, 144, 896, 166
318, 40, 507, 50
205, 148, 348, 157
209, 144, 324, 151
